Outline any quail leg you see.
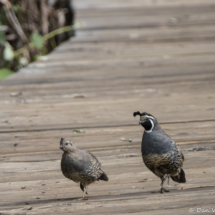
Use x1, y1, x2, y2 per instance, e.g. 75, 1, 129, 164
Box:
167, 174, 170, 185
86, 185, 88, 195
160, 175, 170, 193
78, 186, 88, 200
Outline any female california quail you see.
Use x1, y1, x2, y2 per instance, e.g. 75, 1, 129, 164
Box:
60, 138, 108, 200
133, 111, 186, 193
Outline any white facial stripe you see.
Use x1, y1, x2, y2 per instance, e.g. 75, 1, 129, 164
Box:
145, 119, 154, 133
145, 115, 154, 120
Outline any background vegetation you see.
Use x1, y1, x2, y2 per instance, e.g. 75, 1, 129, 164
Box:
0, 0, 74, 80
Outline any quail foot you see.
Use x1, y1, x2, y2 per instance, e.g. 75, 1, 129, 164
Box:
133, 111, 186, 193
60, 138, 108, 200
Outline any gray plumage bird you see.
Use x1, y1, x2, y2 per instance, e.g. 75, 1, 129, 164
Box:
133, 111, 186, 193
60, 138, 108, 200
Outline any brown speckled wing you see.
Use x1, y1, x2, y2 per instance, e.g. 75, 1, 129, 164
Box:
79, 151, 103, 182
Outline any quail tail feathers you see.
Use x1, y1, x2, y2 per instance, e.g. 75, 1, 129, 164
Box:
171, 168, 186, 183
98, 171, 109, 181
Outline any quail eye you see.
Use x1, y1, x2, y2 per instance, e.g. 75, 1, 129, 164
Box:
66, 142, 68, 145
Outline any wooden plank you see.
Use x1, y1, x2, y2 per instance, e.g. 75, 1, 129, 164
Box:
0, 149, 215, 214
0, 121, 215, 158
75, 5, 215, 31
70, 26, 215, 43
0, 81, 214, 127
76, 4, 215, 19
73, 0, 215, 9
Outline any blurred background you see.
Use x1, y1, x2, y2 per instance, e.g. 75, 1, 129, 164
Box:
0, 0, 74, 79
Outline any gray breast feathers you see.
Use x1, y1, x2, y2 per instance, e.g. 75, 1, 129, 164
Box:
141, 129, 177, 156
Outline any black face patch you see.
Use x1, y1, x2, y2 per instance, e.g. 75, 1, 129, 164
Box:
140, 120, 152, 131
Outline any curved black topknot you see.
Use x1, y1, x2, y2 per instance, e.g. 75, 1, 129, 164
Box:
133, 111, 141, 117
60, 138, 64, 143
133, 111, 154, 118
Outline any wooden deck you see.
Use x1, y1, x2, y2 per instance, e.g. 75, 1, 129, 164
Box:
1, 0, 215, 214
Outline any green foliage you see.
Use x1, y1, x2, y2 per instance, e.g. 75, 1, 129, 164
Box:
3, 43, 14, 61
31, 33, 44, 50
0, 30, 6, 45
19, 57, 28, 66
0, 68, 14, 80
0, 24, 75, 80
0, 21, 6, 45
0, 1, 75, 80
0, 8, 8, 24
12, 5, 22, 13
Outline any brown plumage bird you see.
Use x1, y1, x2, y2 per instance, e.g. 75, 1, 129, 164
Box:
60, 138, 108, 200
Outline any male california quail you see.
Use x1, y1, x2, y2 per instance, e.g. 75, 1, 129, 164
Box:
133, 111, 186, 193
60, 138, 108, 200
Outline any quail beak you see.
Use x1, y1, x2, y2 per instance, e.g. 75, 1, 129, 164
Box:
60, 145, 63, 150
